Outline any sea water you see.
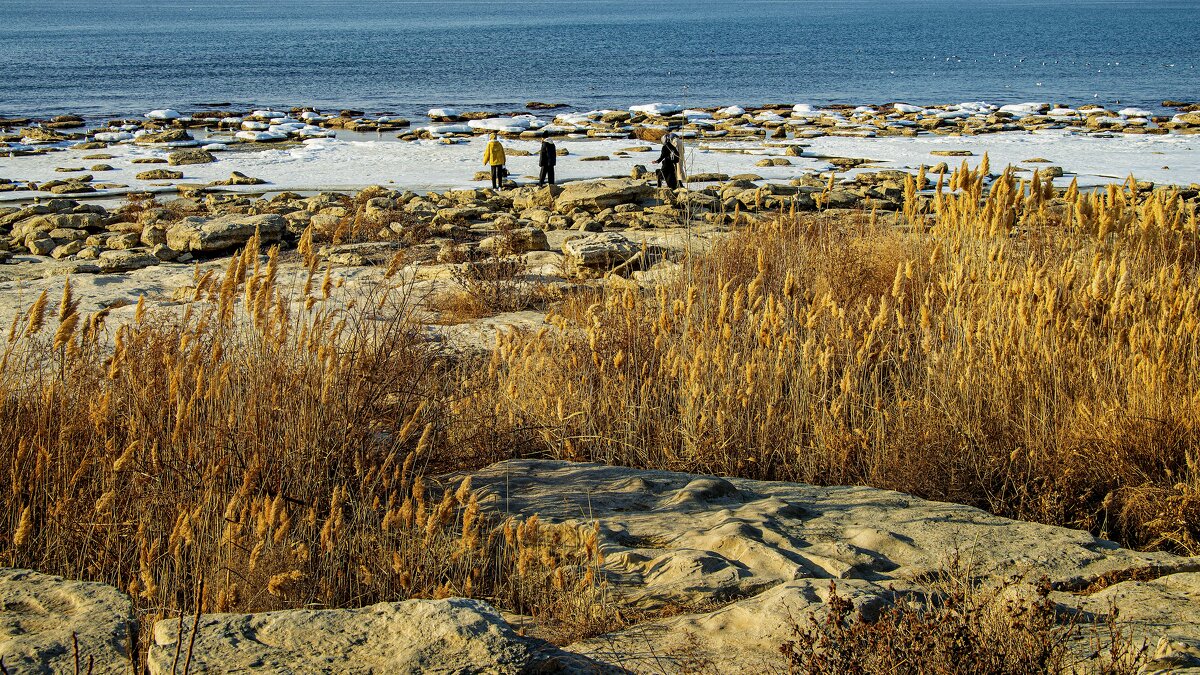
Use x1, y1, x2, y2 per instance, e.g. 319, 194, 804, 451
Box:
0, 0, 1197, 119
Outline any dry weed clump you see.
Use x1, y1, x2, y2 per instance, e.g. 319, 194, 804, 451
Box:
474, 166, 1200, 553
0, 231, 611, 658
780, 568, 1146, 674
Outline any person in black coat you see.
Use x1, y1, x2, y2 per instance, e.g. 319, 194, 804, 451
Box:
652, 133, 680, 189
538, 139, 557, 186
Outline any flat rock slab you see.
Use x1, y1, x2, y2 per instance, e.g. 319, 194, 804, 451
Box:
465, 460, 1200, 673
148, 597, 601, 674
0, 568, 134, 674
166, 213, 284, 253
555, 179, 653, 211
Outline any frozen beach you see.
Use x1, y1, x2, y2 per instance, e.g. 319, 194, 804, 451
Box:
2, 126, 1198, 201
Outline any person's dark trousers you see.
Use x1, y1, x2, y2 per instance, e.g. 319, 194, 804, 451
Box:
539, 166, 554, 186
663, 165, 678, 189
491, 165, 504, 189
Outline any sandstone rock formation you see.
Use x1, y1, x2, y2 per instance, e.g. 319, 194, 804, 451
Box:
0, 568, 134, 674
166, 214, 285, 253
561, 232, 639, 275
556, 179, 654, 212
147, 597, 596, 674
167, 149, 217, 166
464, 460, 1200, 673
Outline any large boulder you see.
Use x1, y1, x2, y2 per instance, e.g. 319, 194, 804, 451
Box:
147, 598, 581, 674
167, 149, 217, 166
215, 171, 266, 186
556, 179, 653, 212
562, 232, 640, 275
134, 128, 193, 145
136, 169, 183, 181
510, 185, 560, 211
166, 214, 284, 253
0, 568, 134, 674
464, 460, 1200, 674
479, 227, 550, 254
98, 249, 160, 273
19, 127, 72, 144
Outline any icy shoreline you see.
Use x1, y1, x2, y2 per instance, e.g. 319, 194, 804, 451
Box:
1, 129, 1198, 202
3, 101, 1199, 200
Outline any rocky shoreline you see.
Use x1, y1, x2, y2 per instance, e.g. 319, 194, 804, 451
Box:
2, 100, 1200, 198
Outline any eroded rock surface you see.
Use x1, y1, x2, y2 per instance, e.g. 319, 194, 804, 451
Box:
466, 460, 1200, 673
147, 597, 599, 674
556, 179, 654, 212
0, 568, 134, 674
561, 232, 639, 275
166, 213, 284, 253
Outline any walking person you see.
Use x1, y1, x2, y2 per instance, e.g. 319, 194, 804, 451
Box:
482, 132, 507, 189
538, 138, 557, 186
651, 133, 680, 190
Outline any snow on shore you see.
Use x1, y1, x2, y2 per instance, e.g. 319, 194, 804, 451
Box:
1, 129, 1197, 199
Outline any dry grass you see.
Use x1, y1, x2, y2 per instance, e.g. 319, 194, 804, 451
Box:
0, 231, 612, 660
473, 167, 1200, 553
781, 560, 1146, 674
2, 165, 1198, 669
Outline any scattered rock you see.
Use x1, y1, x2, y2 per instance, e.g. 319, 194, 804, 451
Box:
930, 149, 973, 157
27, 237, 55, 256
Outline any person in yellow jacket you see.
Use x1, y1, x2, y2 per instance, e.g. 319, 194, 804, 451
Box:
482, 133, 507, 189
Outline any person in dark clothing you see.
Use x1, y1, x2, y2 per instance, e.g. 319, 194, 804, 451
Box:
538, 139, 557, 186
652, 134, 680, 189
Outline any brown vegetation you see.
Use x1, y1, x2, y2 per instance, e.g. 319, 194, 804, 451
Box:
477, 168, 1200, 554
780, 562, 1145, 674
0, 233, 609, 659
1, 164, 1197, 669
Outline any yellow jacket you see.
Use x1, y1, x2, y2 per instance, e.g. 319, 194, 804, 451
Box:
482, 140, 506, 166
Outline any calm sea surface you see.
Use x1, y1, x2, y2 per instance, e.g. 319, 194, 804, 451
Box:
1, 0, 1197, 119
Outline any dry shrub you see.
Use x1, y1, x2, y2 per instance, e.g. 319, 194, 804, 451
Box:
0, 232, 610, 659
474, 167, 1200, 553
781, 571, 1145, 675
445, 255, 539, 316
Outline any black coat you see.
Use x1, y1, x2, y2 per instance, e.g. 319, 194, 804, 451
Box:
656, 141, 679, 167
539, 141, 557, 167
